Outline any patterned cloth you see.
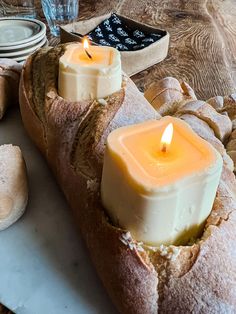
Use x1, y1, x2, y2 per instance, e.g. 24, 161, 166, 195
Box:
87, 13, 164, 51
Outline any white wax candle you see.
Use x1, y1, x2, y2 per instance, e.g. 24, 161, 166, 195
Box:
101, 116, 223, 246
58, 42, 122, 101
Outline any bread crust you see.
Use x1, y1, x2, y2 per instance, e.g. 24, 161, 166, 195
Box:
0, 59, 22, 119
0, 144, 28, 230
19, 46, 236, 313
176, 100, 232, 142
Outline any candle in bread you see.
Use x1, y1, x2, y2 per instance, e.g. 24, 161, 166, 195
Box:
101, 116, 223, 246
58, 40, 122, 101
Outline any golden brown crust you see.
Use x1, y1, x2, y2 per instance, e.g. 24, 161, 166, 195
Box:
19, 48, 236, 313
0, 59, 22, 119
0, 144, 28, 230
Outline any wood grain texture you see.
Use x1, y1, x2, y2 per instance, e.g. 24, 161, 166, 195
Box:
117, 0, 236, 99
37, 0, 236, 99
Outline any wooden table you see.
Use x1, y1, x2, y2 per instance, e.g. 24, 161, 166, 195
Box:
1, 0, 236, 313
39, 0, 236, 100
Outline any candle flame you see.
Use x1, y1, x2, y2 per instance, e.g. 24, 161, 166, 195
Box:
83, 38, 89, 49
160, 123, 173, 153
83, 38, 92, 59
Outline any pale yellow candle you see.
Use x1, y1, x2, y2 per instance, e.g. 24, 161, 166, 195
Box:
101, 116, 223, 246
58, 40, 122, 101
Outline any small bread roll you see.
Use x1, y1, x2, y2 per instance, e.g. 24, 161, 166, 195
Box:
144, 77, 196, 116
0, 59, 22, 119
222, 152, 234, 172
227, 151, 236, 172
149, 90, 185, 115
144, 77, 183, 104
176, 100, 232, 142
220, 94, 236, 121
178, 113, 214, 137
230, 129, 236, 139
0, 144, 28, 230
227, 138, 236, 151
207, 96, 224, 110
181, 81, 197, 100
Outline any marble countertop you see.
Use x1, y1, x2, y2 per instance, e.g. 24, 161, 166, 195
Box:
0, 108, 117, 314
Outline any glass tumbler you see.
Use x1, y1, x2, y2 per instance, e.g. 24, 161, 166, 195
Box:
0, 0, 36, 18
41, 0, 79, 37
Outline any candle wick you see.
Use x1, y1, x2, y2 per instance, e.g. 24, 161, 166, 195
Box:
161, 143, 167, 153
85, 49, 92, 60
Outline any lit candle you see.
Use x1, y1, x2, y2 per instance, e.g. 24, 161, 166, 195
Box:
160, 122, 173, 153
101, 116, 223, 246
58, 40, 122, 101
83, 38, 93, 60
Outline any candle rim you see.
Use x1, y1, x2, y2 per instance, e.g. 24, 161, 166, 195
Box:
106, 117, 223, 194
60, 43, 121, 73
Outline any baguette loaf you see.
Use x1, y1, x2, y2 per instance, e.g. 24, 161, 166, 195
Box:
19, 45, 236, 313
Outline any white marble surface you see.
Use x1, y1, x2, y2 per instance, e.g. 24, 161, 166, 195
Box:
0, 108, 117, 314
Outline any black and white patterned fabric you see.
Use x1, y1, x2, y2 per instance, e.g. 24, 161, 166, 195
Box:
87, 13, 164, 51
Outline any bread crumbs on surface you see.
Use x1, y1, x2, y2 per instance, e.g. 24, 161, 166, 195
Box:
98, 99, 108, 106
119, 232, 132, 247
119, 232, 144, 251
159, 245, 180, 261
86, 179, 99, 192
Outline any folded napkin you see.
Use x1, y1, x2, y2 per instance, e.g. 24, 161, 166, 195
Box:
0, 59, 22, 119
60, 13, 169, 76
87, 13, 164, 51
